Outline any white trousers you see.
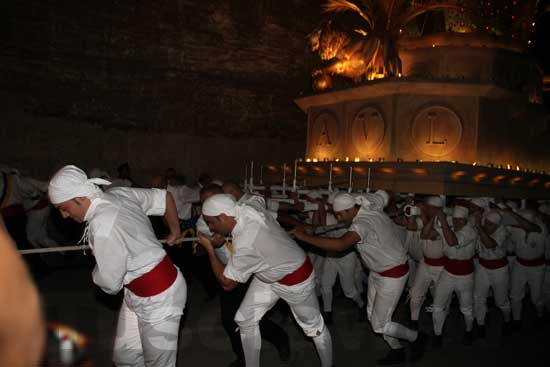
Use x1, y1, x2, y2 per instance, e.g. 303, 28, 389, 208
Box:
544, 265, 550, 312
367, 271, 417, 349
432, 270, 474, 335
321, 252, 364, 312
234, 273, 332, 367
113, 272, 187, 367
409, 260, 443, 321
474, 264, 511, 324
510, 262, 545, 319
308, 252, 324, 296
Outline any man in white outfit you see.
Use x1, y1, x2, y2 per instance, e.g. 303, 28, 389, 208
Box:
293, 193, 423, 365
431, 205, 477, 347
508, 208, 546, 329
473, 210, 512, 337
197, 194, 332, 367
409, 196, 446, 330
48, 165, 187, 367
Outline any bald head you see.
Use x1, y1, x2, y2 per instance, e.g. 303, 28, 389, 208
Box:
223, 181, 243, 201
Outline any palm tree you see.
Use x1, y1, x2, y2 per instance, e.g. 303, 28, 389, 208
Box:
321, 0, 461, 76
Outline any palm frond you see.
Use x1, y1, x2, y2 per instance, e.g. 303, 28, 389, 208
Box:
322, 0, 374, 29
395, 3, 460, 30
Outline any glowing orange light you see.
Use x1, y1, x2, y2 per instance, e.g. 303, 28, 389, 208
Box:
473, 173, 487, 182
354, 157, 360, 162
312, 158, 318, 163
412, 168, 428, 175
493, 175, 506, 183
380, 167, 395, 174
451, 171, 467, 179
306, 158, 311, 163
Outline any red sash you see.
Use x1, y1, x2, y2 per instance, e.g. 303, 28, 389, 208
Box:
1, 204, 25, 218
444, 258, 474, 275
278, 257, 313, 286
125, 256, 177, 297
516, 256, 545, 267
479, 257, 508, 270
424, 256, 447, 267
379, 262, 409, 278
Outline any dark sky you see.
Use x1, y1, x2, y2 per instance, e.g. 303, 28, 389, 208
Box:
529, 1, 549, 105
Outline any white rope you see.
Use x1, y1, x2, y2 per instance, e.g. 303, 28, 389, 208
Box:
18, 236, 224, 255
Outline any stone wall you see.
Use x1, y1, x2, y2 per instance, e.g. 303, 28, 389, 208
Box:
0, 0, 320, 181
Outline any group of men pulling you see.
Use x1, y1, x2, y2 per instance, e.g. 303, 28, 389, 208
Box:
5, 163, 550, 367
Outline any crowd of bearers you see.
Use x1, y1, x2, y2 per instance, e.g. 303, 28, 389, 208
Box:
3, 161, 550, 367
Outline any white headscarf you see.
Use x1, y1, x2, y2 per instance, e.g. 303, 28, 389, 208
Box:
202, 193, 267, 225
202, 194, 237, 217
374, 189, 389, 208
425, 196, 443, 208
48, 165, 111, 204
333, 193, 372, 212
538, 203, 550, 216
452, 205, 469, 219
470, 197, 490, 210
484, 210, 502, 225
365, 192, 385, 211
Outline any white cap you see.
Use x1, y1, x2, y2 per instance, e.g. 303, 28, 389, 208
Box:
202, 194, 237, 217
425, 196, 443, 208
484, 210, 502, 225
452, 205, 469, 219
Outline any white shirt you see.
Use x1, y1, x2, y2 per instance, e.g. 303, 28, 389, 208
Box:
167, 184, 200, 220
437, 221, 477, 260
477, 225, 507, 260
223, 204, 306, 284
508, 220, 547, 260
84, 187, 185, 322
85, 188, 168, 294
349, 207, 407, 273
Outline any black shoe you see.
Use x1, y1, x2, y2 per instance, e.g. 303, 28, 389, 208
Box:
228, 358, 245, 367
277, 342, 291, 362
534, 316, 545, 331
432, 335, 443, 349
502, 321, 513, 336
462, 330, 473, 346
409, 332, 427, 363
477, 324, 486, 338
376, 348, 406, 365
410, 320, 419, 331
323, 311, 333, 325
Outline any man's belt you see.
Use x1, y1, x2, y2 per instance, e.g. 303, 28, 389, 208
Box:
479, 257, 508, 270
378, 262, 409, 278
125, 256, 177, 297
444, 258, 474, 275
424, 256, 446, 267
278, 257, 313, 286
516, 256, 545, 267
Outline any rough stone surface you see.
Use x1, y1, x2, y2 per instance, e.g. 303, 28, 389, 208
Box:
0, 0, 321, 179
